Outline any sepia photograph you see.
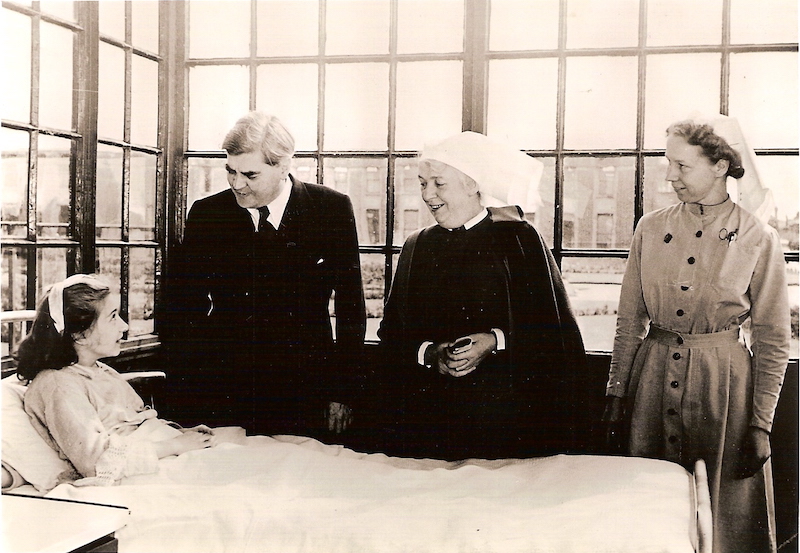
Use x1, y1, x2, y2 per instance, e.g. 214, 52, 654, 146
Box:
1, 1, 798, 552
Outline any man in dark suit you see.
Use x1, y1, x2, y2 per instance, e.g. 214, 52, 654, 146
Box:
160, 112, 366, 439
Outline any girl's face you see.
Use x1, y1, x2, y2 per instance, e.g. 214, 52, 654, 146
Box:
76, 293, 128, 362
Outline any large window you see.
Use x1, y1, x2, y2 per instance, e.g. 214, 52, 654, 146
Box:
2, 0, 166, 356
2, 0, 798, 357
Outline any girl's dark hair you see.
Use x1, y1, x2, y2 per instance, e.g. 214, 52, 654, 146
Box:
14, 281, 110, 381
666, 121, 745, 179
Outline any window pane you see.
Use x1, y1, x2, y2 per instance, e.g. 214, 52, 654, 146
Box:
644, 53, 721, 149
395, 61, 463, 151
561, 256, 626, 352
37, 248, 69, 300
188, 66, 249, 150
324, 63, 389, 151
189, 0, 250, 59
131, 55, 159, 146
187, 158, 228, 212
525, 157, 556, 249
37, 135, 71, 238
96, 247, 121, 302
132, 0, 159, 52
256, 64, 319, 151
98, 42, 125, 141
325, 0, 389, 55
322, 158, 387, 245
646, 0, 722, 46
3, 8, 31, 123
129, 247, 156, 336
730, 52, 798, 149
731, 0, 798, 44
488, 58, 558, 150
564, 56, 638, 149
39, 22, 73, 130
1, 247, 29, 312
292, 158, 319, 185
643, 156, 677, 214
489, 0, 559, 51
1, 128, 30, 239
566, 0, 639, 49
788, 262, 799, 358
256, 0, 319, 57
755, 155, 799, 252
563, 157, 635, 249
397, 0, 464, 54
130, 151, 157, 241
96, 144, 123, 241
362, 252, 386, 341
40, 1, 75, 22
99, 0, 125, 40
394, 158, 429, 245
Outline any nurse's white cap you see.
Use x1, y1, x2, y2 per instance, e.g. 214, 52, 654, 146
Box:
419, 131, 544, 213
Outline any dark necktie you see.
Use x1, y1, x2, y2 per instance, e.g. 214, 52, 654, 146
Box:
257, 206, 273, 234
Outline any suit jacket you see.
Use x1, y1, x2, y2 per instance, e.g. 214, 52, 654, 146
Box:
160, 175, 366, 433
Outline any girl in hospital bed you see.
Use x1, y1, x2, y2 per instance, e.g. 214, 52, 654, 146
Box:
5, 274, 218, 489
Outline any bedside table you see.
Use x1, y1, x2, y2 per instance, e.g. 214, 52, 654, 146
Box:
2, 494, 129, 553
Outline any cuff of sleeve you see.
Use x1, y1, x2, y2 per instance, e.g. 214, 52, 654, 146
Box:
418, 341, 434, 366
490, 328, 506, 352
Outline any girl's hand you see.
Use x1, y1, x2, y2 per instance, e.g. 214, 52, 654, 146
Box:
156, 430, 217, 458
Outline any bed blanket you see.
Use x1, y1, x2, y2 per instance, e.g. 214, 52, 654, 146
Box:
46, 435, 697, 553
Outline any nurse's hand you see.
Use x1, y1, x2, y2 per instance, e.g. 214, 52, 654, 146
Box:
427, 333, 496, 378
736, 426, 771, 479
602, 396, 625, 453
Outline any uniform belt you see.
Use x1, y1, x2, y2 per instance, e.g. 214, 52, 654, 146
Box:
646, 325, 740, 348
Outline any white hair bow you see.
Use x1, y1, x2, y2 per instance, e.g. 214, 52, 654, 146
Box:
48, 274, 106, 334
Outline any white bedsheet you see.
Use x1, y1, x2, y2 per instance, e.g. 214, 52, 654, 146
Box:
46, 435, 697, 553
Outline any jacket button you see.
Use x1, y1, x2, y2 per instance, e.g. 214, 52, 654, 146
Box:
668, 435, 678, 443
671, 380, 679, 388
676, 309, 684, 316
677, 336, 684, 345
664, 233, 673, 243
687, 257, 696, 264
696, 230, 703, 238
681, 286, 689, 291
667, 408, 677, 415
673, 353, 681, 360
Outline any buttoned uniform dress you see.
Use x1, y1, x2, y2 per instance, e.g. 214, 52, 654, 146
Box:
160, 175, 366, 437
607, 198, 790, 553
378, 206, 588, 461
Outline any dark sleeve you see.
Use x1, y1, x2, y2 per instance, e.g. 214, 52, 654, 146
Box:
323, 193, 367, 405
330, 193, 367, 350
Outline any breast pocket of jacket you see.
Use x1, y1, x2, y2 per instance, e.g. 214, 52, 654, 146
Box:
712, 242, 760, 296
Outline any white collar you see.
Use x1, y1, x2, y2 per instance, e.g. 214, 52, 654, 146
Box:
459, 208, 489, 230
247, 176, 292, 231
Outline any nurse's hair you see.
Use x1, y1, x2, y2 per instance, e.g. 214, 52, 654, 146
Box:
666, 121, 745, 179
222, 111, 295, 167
14, 275, 110, 380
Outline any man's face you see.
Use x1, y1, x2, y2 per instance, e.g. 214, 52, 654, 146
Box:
225, 150, 289, 209
418, 160, 480, 229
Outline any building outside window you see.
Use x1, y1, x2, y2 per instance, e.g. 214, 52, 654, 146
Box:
2, 0, 798, 357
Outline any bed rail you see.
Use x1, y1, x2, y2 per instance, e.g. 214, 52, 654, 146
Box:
694, 459, 713, 553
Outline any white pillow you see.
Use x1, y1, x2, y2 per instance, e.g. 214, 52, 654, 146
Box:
1, 375, 71, 492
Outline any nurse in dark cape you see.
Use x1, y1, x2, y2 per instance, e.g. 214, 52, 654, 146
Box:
376, 131, 589, 461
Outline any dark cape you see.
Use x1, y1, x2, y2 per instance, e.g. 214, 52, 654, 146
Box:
375, 206, 589, 460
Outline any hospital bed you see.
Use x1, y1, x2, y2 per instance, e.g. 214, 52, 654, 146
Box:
2, 369, 712, 553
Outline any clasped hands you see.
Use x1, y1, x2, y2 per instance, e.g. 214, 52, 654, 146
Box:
424, 332, 497, 377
